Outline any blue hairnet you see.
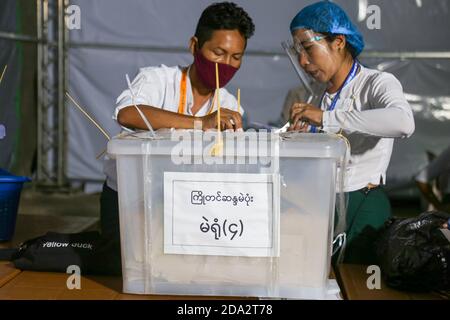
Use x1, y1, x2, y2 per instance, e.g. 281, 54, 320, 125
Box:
290, 1, 364, 57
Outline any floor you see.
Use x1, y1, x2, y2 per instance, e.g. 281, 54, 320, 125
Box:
18, 187, 101, 218
390, 196, 423, 218
6, 187, 102, 244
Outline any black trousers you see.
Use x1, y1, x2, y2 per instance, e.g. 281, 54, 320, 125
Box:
99, 182, 122, 274
100, 182, 121, 242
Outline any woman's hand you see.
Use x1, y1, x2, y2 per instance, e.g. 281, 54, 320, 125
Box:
288, 103, 323, 131
201, 108, 243, 131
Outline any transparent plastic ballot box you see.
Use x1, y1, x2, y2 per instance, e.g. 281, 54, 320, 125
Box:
107, 130, 347, 299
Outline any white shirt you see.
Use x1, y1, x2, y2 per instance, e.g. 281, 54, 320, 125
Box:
105, 64, 244, 191
321, 64, 415, 192
114, 64, 243, 120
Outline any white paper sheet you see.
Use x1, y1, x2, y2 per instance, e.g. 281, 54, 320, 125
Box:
164, 172, 280, 257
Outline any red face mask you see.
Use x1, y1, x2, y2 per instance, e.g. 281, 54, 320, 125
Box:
193, 50, 239, 89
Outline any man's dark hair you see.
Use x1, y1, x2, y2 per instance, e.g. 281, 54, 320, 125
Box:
194, 2, 255, 48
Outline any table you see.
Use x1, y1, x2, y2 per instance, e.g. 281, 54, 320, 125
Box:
336, 264, 448, 300
0, 263, 255, 300
3, 262, 446, 300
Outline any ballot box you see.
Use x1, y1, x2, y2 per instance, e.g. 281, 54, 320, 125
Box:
108, 130, 347, 299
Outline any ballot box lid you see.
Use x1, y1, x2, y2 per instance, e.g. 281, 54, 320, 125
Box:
107, 129, 347, 159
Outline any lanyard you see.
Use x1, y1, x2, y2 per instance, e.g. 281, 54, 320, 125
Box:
310, 60, 359, 133
177, 67, 214, 115
177, 69, 188, 114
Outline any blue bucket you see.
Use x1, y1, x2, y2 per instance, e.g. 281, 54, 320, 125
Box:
0, 169, 31, 241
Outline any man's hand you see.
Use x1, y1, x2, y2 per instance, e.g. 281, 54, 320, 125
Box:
288, 103, 323, 131
201, 108, 243, 131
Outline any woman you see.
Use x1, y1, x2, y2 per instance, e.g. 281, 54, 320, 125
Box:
287, 1, 415, 263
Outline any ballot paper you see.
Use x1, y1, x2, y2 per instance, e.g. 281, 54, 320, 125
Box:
275, 122, 290, 133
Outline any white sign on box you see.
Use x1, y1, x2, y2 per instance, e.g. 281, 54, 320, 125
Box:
164, 172, 280, 257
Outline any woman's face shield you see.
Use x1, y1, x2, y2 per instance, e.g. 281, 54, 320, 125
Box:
282, 30, 331, 100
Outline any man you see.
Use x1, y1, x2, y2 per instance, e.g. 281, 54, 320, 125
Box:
101, 2, 255, 264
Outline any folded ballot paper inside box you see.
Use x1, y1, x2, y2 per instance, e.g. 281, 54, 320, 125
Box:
107, 130, 346, 299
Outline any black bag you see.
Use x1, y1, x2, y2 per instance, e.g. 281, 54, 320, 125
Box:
374, 211, 450, 292
0, 231, 122, 276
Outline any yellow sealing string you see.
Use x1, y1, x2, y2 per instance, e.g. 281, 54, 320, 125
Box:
95, 149, 107, 160
216, 63, 221, 132
334, 96, 353, 155
95, 131, 130, 159
329, 106, 353, 263
333, 110, 352, 191
66, 92, 111, 141
333, 128, 350, 263
335, 129, 351, 153
0, 65, 7, 85
237, 88, 241, 114
65, 92, 112, 160
210, 62, 223, 156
